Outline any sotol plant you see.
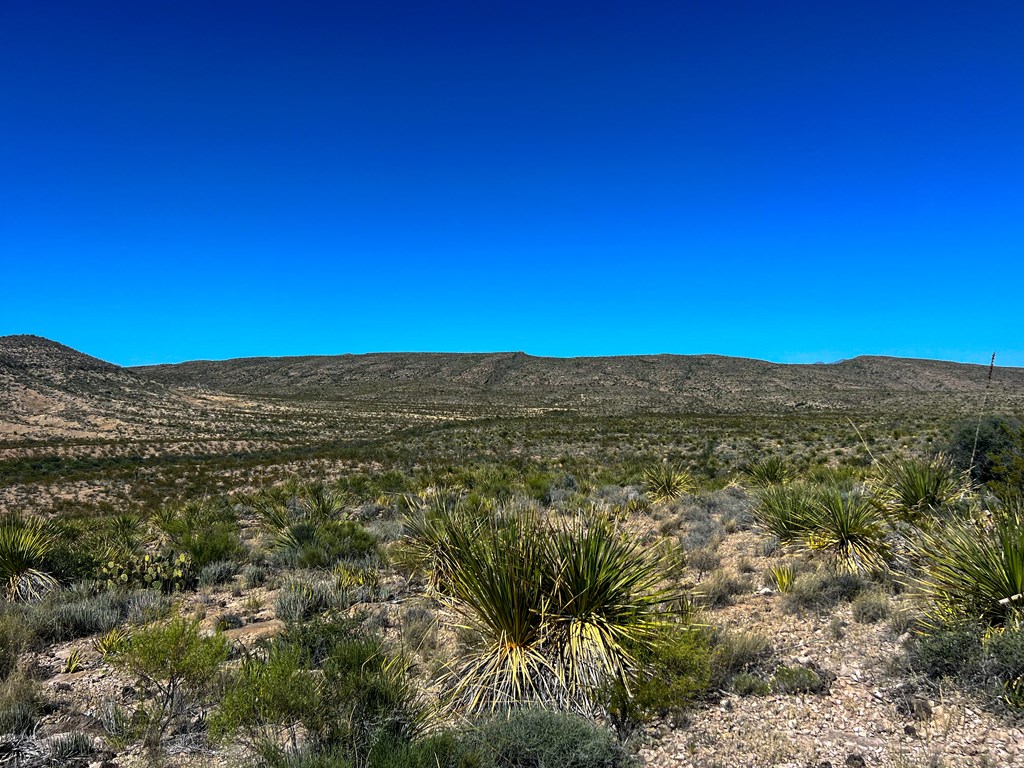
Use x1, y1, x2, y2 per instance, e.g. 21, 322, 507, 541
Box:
0, 515, 59, 602
643, 465, 694, 504
431, 509, 685, 715
911, 500, 1024, 627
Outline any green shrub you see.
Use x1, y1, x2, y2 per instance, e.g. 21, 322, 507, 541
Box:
469, 708, 631, 768
732, 672, 771, 696
947, 415, 1023, 484
109, 617, 230, 753
605, 627, 713, 738
151, 499, 244, 568
770, 665, 828, 694
210, 642, 319, 757
910, 624, 985, 681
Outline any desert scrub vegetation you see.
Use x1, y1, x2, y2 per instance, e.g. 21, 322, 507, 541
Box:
5, 405, 1024, 763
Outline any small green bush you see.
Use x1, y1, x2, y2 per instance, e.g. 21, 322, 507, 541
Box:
732, 672, 771, 696
469, 708, 631, 768
770, 665, 828, 694
109, 617, 230, 753
605, 627, 713, 738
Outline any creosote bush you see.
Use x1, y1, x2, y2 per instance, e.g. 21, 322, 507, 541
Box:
109, 617, 230, 753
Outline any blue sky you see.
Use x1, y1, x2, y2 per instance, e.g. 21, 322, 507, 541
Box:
1, 1, 1022, 367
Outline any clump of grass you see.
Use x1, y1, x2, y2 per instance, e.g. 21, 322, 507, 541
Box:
274, 579, 349, 624
782, 570, 864, 614
769, 562, 796, 593
699, 571, 747, 608
851, 590, 891, 624
199, 560, 238, 587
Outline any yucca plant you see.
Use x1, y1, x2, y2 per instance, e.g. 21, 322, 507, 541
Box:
769, 562, 796, 593
545, 516, 677, 701
803, 489, 889, 576
438, 509, 683, 716
871, 453, 968, 522
298, 482, 346, 521
742, 456, 790, 488
643, 464, 694, 504
752, 484, 817, 542
910, 502, 1024, 627
395, 491, 480, 593
0, 514, 60, 602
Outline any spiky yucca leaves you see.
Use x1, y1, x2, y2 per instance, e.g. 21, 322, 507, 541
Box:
742, 456, 790, 488
395, 491, 480, 593
752, 484, 817, 542
298, 482, 346, 520
442, 512, 558, 713
911, 502, 1024, 627
803, 489, 889, 576
872, 453, 967, 522
438, 510, 681, 716
545, 516, 676, 701
0, 515, 59, 602
643, 465, 694, 504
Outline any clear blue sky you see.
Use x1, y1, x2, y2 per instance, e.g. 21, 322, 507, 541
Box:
2, 1, 1022, 367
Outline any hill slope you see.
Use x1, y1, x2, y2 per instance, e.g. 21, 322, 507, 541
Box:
0, 335, 224, 440
134, 351, 1024, 415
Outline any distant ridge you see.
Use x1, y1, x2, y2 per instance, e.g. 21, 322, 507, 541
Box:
133, 347, 1024, 415
3, 335, 1023, 441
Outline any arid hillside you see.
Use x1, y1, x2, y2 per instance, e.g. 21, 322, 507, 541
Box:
135, 349, 1024, 415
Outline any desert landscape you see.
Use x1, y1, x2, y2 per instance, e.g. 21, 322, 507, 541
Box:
1, 334, 1023, 767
